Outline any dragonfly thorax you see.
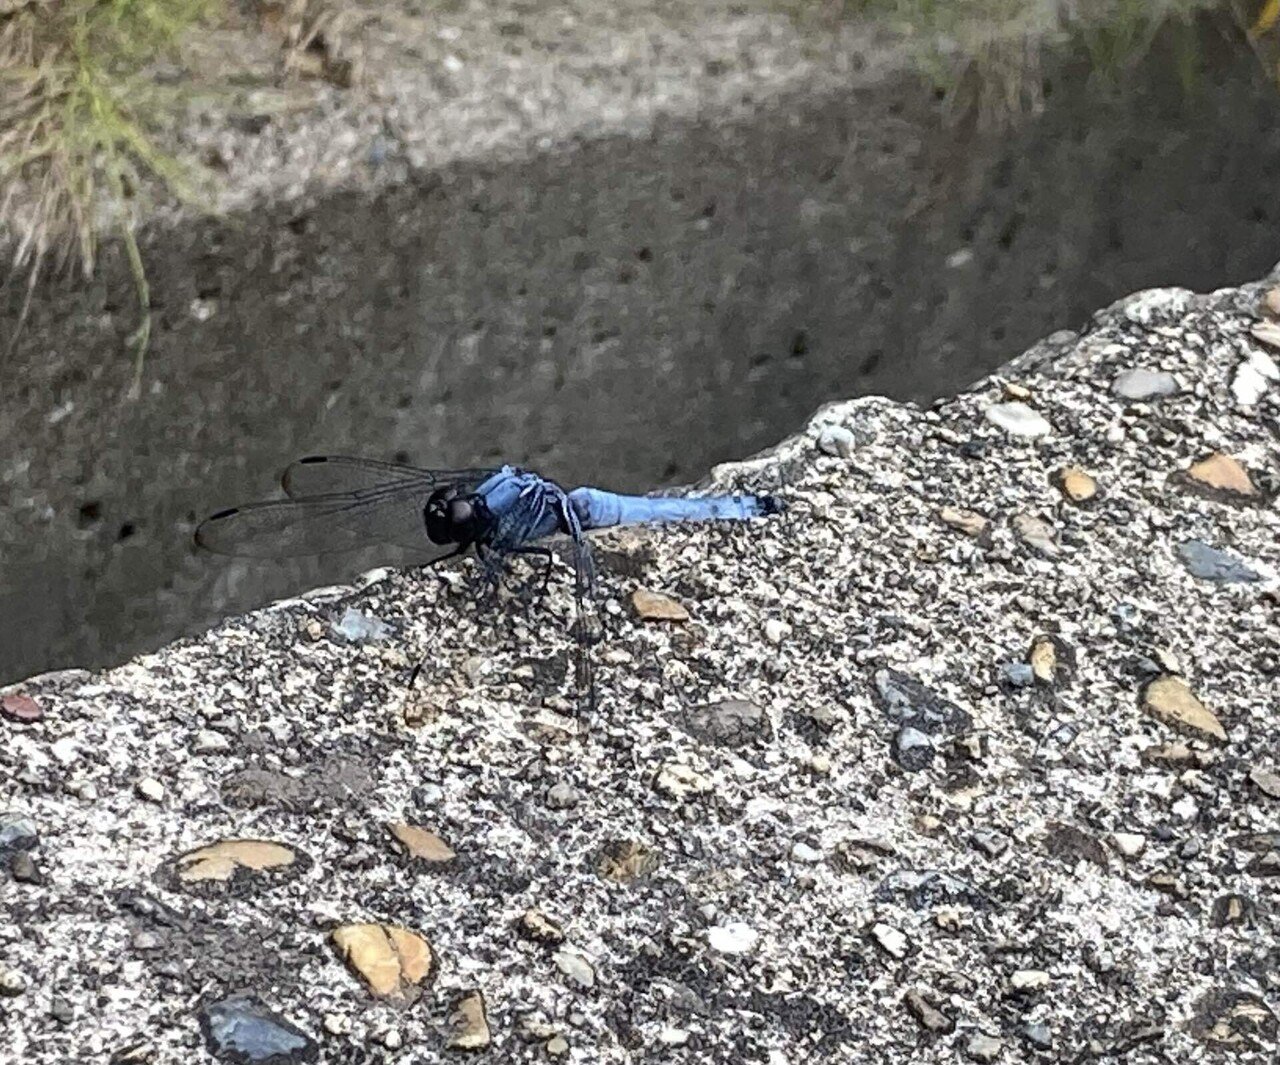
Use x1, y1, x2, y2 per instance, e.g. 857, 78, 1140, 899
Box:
424, 485, 492, 546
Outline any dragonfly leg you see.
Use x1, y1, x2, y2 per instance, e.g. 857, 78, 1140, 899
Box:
508, 545, 556, 593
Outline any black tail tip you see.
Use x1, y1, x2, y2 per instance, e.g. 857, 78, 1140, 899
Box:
758, 495, 786, 516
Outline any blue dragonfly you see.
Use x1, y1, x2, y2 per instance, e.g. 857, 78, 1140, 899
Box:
197, 456, 785, 701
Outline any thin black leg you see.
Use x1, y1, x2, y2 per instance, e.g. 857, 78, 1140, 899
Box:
509, 545, 556, 592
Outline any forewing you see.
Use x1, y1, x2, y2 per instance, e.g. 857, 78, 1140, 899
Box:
282, 455, 496, 498
197, 466, 495, 557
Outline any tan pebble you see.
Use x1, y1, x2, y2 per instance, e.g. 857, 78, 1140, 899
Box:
1185, 453, 1255, 496
939, 506, 988, 539
1249, 765, 1280, 798
1142, 676, 1227, 742
517, 908, 565, 945
631, 588, 690, 622
1252, 320, 1280, 348
1003, 381, 1032, 400
448, 990, 491, 1050
546, 1035, 570, 1057
176, 840, 296, 883
1028, 637, 1058, 684
1263, 286, 1280, 319
1053, 466, 1097, 503
331, 924, 433, 1000
387, 823, 456, 864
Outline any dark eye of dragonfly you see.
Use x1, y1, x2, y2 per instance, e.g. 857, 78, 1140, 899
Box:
424, 487, 486, 545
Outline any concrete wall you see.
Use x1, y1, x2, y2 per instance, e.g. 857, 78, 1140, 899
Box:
2, 26, 1279, 683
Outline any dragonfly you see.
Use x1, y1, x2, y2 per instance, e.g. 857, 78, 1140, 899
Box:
196, 455, 785, 704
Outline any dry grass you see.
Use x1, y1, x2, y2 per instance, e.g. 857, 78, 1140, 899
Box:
1, 0, 222, 391
825, 1, 1273, 128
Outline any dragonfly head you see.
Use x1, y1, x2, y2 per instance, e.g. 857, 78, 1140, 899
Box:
424, 486, 490, 546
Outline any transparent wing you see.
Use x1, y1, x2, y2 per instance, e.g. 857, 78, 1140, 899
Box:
196, 460, 498, 557
281, 455, 496, 498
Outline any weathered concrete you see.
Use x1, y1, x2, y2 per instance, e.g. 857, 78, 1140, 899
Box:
2, 270, 1279, 1062
3, 5, 1280, 685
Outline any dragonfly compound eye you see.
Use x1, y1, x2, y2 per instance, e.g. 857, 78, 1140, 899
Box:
447, 499, 474, 527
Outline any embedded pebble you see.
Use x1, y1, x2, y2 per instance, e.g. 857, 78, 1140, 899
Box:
1053, 466, 1097, 503
198, 994, 315, 1064
1012, 513, 1059, 557
985, 402, 1051, 438
1250, 766, 1280, 799
966, 1033, 1003, 1062
0, 967, 26, 997
447, 990, 491, 1050
330, 924, 433, 1000
553, 951, 596, 989
938, 506, 989, 538
1184, 452, 1255, 496
682, 698, 769, 748
135, 778, 165, 803
0, 813, 38, 852
192, 729, 231, 754
1142, 676, 1226, 742
1251, 319, 1280, 349
631, 588, 690, 622
1, 694, 43, 723
1176, 540, 1261, 583
708, 922, 758, 955
174, 839, 299, 884
517, 909, 565, 945
816, 424, 856, 457
1112, 367, 1179, 400
331, 607, 391, 643
387, 823, 456, 863
903, 989, 953, 1033
870, 922, 908, 959
763, 618, 790, 644
1111, 832, 1147, 858
1010, 969, 1051, 992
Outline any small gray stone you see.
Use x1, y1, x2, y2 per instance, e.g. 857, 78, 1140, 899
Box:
0, 812, 38, 852
1000, 662, 1035, 688
1022, 1022, 1053, 1050
893, 726, 934, 772
199, 993, 317, 1064
553, 951, 596, 989
0, 967, 26, 997
966, 1033, 1003, 1062
10, 851, 40, 883
332, 607, 392, 643
49, 997, 74, 1025
545, 782, 580, 810
1112, 368, 1179, 400
816, 424, 856, 457
683, 699, 770, 748
1177, 540, 1261, 584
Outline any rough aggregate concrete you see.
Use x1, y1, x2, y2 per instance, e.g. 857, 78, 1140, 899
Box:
3, 269, 1280, 1062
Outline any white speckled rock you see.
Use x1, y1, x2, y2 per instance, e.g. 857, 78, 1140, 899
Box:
984, 401, 1051, 438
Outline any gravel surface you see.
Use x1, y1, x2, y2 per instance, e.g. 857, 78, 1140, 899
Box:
3, 271, 1280, 1062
